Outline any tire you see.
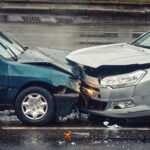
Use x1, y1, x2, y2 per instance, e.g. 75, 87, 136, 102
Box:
15, 86, 54, 126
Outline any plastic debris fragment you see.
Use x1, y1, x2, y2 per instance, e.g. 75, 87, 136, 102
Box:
103, 121, 121, 131
71, 142, 76, 145
58, 141, 66, 145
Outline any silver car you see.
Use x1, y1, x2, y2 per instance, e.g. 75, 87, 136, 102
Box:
66, 32, 150, 118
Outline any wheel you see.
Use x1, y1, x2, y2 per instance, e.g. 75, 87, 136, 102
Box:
15, 86, 54, 126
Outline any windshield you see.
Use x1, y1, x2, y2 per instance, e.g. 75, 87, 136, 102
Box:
131, 32, 150, 49
0, 42, 16, 60
0, 32, 25, 56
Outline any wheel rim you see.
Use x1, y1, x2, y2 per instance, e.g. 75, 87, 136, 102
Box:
21, 93, 48, 120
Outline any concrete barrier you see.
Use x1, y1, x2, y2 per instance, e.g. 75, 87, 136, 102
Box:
0, 1, 149, 24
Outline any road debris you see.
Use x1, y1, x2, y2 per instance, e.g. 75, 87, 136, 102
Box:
104, 140, 109, 144
71, 142, 76, 146
92, 141, 101, 144
103, 121, 121, 131
103, 121, 121, 141
58, 141, 66, 145
64, 131, 72, 141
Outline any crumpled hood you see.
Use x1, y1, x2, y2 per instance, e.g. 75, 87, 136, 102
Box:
18, 47, 74, 75
66, 43, 150, 68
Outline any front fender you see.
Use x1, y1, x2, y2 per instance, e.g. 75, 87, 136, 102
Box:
7, 62, 74, 102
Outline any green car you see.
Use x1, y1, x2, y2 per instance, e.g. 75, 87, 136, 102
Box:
0, 32, 80, 126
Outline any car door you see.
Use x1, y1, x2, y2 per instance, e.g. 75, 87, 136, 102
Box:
0, 57, 8, 101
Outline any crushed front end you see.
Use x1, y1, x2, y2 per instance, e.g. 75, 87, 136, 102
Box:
77, 65, 150, 118
54, 76, 80, 117
77, 67, 108, 114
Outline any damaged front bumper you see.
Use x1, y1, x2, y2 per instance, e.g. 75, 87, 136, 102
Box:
84, 105, 150, 118
52, 76, 80, 117
54, 93, 79, 116
80, 86, 150, 118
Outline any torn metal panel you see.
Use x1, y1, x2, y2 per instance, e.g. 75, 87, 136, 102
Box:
18, 47, 81, 78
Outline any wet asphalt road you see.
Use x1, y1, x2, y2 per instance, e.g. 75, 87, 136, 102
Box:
1, 23, 150, 149
1, 140, 150, 150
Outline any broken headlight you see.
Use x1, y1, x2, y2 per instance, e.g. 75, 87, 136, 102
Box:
83, 74, 99, 88
81, 84, 100, 98
100, 70, 146, 89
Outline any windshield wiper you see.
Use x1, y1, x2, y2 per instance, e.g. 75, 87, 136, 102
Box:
133, 43, 150, 49
24, 47, 28, 51
7, 47, 18, 60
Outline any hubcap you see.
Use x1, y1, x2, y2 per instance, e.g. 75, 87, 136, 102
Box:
21, 93, 48, 120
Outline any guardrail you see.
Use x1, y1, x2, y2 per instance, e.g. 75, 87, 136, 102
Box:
3, 0, 150, 7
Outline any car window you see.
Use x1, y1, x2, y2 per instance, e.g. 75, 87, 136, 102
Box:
131, 32, 150, 49
0, 32, 25, 56
0, 42, 14, 59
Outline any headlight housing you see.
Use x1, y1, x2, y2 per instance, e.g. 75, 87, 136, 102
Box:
83, 75, 99, 88
100, 70, 146, 89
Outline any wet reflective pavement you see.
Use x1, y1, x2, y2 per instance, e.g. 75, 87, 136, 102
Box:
1, 23, 150, 51
1, 23, 150, 149
1, 110, 150, 149
1, 125, 150, 150
1, 140, 150, 150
